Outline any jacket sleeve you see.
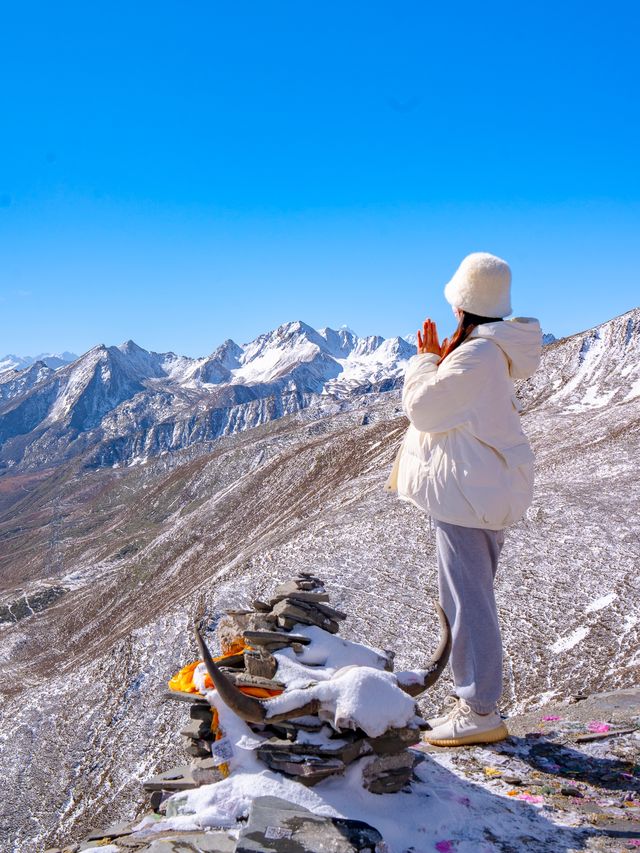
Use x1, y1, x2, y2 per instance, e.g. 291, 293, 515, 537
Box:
401, 342, 492, 433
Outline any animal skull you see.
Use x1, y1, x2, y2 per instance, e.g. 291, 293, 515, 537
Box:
193, 603, 451, 724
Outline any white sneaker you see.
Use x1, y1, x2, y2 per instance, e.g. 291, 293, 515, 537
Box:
423, 698, 509, 747
426, 695, 461, 729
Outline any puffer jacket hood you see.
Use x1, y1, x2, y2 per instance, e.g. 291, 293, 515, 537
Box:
468, 316, 542, 380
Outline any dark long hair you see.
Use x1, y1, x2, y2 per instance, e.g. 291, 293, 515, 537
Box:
437, 310, 503, 366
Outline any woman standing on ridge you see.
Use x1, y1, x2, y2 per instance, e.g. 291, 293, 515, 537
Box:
385, 252, 542, 746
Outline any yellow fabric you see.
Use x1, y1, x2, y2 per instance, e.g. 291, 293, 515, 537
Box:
168, 660, 202, 694
167, 639, 283, 698
167, 639, 250, 694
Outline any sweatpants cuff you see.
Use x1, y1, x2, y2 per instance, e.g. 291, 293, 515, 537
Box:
468, 701, 499, 715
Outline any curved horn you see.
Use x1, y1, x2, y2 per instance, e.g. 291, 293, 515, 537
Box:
194, 621, 266, 723
399, 602, 451, 697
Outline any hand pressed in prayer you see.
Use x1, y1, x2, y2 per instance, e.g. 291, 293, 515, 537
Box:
417, 318, 448, 357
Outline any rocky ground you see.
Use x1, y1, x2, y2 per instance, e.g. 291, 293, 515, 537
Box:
45, 689, 639, 853
418, 688, 640, 852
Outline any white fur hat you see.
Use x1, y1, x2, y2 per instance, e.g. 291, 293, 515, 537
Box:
443, 252, 512, 318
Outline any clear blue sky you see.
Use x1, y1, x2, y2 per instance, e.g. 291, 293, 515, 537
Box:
1, 1, 638, 358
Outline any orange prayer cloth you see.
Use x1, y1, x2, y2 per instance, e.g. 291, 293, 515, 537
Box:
167, 639, 282, 698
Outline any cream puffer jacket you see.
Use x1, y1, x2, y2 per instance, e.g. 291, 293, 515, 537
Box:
384, 317, 542, 530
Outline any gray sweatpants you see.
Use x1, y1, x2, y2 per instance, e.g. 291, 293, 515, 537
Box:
432, 517, 506, 714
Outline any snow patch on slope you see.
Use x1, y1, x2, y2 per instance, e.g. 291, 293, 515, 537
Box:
550, 626, 590, 654
585, 592, 617, 613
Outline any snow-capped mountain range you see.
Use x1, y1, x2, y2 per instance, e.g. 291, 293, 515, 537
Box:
0, 322, 417, 474
0, 322, 563, 477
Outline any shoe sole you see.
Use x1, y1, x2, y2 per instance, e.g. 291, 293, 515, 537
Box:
423, 723, 509, 747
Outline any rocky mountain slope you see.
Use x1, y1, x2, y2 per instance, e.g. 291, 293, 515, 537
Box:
0, 307, 638, 851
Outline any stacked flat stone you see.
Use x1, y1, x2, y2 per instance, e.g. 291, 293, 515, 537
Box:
152, 572, 424, 802
143, 692, 224, 802
57, 575, 425, 850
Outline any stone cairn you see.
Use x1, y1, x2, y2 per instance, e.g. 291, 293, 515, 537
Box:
145, 572, 429, 808
49, 574, 450, 850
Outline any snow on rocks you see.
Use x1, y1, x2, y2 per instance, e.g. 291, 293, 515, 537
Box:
185, 572, 430, 792
127, 569, 442, 848
263, 666, 417, 737
51, 594, 640, 853
105, 572, 446, 849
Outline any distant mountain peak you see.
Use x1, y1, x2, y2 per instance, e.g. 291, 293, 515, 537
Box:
241, 320, 326, 360
192, 338, 244, 384
208, 338, 243, 368
213, 337, 242, 354
118, 339, 147, 354
34, 349, 79, 362
277, 319, 318, 338
0, 350, 79, 374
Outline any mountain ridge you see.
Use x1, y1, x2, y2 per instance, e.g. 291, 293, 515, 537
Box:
0, 321, 422, 475
0, 317, 568, 477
